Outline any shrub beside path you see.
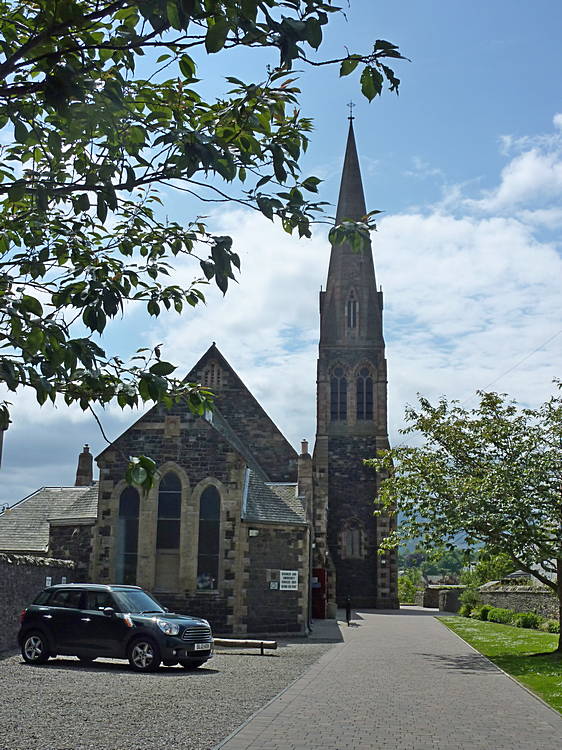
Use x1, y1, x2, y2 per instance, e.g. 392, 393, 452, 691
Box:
215, 607, 562, 750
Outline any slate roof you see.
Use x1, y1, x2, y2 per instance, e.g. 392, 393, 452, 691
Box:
243, 470, 306, 526
0, 483, 98, 553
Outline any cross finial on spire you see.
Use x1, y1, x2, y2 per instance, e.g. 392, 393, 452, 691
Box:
347, 101, 355, 121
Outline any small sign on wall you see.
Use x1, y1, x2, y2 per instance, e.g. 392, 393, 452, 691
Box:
61, 577, 67, 584
269, 581, 279, 590
45, 576, 52, 587
279, 570, 299, 590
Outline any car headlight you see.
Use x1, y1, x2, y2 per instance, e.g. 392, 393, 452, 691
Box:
200, 619, 210, 627
156, 619, 179, 636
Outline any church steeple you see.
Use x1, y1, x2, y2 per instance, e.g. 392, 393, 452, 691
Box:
322, 121, 381, 345
335, 120, 367, 223
312, 118, 397, 613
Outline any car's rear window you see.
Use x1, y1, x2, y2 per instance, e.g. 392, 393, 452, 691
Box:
48, 589, 83, 608
33, 590, 50, 605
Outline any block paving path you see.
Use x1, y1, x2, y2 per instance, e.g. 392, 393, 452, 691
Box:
215, 607, 562, 750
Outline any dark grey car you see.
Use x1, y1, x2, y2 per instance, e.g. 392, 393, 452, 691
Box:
18, 583, 213, 672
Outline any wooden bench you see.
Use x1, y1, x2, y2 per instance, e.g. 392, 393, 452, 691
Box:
213, 638, 278, 655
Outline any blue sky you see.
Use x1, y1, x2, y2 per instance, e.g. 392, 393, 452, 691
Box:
2, 1, 562, 504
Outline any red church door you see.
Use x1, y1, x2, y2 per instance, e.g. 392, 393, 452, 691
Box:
312, 568, 327, 619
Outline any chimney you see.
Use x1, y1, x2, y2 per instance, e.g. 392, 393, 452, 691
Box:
75, 444, 93, 486
300, 439, 309, 457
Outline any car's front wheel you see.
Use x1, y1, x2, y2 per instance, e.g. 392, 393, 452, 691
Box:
128, 638, 161, 672
21, 632, 50, 665
179, 659, 206, 669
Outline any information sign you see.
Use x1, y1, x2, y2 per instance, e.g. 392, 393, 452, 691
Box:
279, 570, 299, 590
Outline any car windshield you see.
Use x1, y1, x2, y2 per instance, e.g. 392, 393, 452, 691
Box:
114, 589, 165, 614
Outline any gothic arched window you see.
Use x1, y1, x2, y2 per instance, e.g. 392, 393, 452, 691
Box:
346, 290, 358, 329
116, 486, 139, 584
197, 486, 221, 590
356, 367, 374, 421
156, 472, 182, 551
330, 367, 347, 422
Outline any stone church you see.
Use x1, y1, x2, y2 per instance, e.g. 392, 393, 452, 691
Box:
0, 122, 398, 633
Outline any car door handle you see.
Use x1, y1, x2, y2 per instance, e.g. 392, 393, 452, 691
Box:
42, 614, 52, 619
80, 617, 91, 622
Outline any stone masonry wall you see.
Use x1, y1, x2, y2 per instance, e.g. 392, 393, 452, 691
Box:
326, 434, 397, 609
93, 408, 245, 622
49, 522, 93, 582
479, 587, 559, 620
0, 553, 74, 653
246, 524, 309, 634
191, 352, 298, 483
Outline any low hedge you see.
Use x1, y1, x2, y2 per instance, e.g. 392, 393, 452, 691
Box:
466, 604, 559, 632
539, 619, 561, 634
487, 607, 516, 625
470, 604, 493, 621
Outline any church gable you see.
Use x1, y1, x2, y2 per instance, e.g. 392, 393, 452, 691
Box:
188, 344, 298, 483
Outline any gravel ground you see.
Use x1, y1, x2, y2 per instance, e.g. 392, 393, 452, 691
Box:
0, 640, 334, 750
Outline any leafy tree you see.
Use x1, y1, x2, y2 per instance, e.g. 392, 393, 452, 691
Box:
461, 549, 515, 587
397, 566, 421, 604
368, 389, 562, 650
0, 0, 406, 487
459, 549, 515, 611
420, 547, 465, 579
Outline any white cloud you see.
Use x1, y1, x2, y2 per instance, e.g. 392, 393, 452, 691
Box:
467, 148, 562, 213
2, 120, 562, 507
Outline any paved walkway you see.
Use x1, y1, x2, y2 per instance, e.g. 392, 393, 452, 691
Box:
215, 607, 562, 750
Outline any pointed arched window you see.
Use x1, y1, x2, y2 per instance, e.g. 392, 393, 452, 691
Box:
156, 472, 182, 550
197, 486, 221, 590
346, 290, 358, 329
356, 367, 374, 420
116, 487, 139, 584
330, 366, 347, 421
155, 471, 182, 592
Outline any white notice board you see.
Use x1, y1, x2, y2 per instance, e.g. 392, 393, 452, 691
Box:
279, 570, 299, 590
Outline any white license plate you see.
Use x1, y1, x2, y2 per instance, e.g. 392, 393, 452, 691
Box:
194, 643, 210, 651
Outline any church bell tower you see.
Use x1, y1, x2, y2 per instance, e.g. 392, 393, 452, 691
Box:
312, 119, 398, 610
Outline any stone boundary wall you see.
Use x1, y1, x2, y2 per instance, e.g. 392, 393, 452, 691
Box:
479, 586, 559, 620
0, 553, 74, 654
417, 586, 464, 609
439, 589, 463, 613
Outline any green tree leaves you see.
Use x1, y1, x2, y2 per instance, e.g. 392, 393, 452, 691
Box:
0, 1, 406, 487
368, 388, 562, 598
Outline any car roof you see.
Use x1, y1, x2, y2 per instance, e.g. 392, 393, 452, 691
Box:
46, 584, 143, 591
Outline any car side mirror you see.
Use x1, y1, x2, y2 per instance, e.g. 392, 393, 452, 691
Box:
102, 607, 115, 617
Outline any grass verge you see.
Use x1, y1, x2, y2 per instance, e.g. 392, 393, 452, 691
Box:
439, 616, 562, 713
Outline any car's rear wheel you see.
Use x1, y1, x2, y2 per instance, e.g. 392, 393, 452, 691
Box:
179, 659, 206, 669
128, 638, 161, 672
21, 632, 50, 665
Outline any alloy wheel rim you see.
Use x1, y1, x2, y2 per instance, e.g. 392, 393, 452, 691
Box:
132, 642, 153, 669
24, 636, 43, 660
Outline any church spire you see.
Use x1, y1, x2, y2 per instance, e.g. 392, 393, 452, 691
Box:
321, 120, 381, 346
335, 119, 367, 224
